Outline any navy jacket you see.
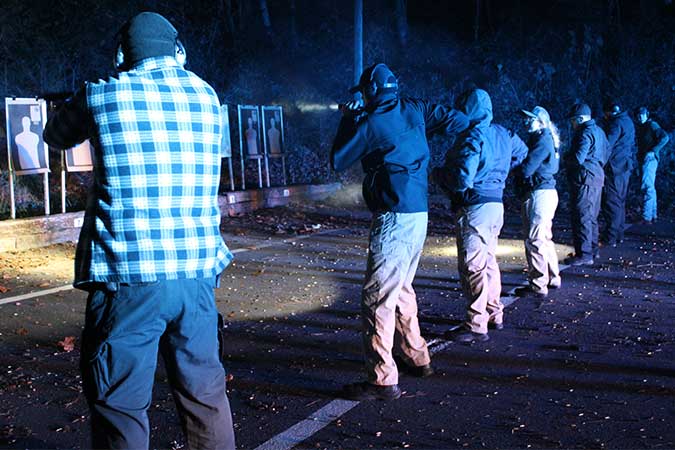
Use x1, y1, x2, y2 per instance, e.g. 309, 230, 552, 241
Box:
331, 93, 469, 213
519, 128, 559, 193
602, 111, 636, 174
442, 89, 528, 206
637, 119, 670, 162
566, 119, 609, 187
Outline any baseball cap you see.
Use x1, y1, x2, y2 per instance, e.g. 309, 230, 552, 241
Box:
520, 105, 551, 124
567, 103, 591, 118
349, 63, 398, 94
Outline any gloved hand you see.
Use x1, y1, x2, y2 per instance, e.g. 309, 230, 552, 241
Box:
339, 100, 365, 117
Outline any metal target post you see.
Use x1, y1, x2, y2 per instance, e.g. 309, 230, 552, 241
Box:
60, 149, 66, 213
261, 108, 271, 188
40, 99, 50, 216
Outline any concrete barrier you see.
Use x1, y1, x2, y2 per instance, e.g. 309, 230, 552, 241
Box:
0, 183, 341, 252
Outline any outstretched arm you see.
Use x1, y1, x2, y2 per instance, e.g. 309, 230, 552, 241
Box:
43, 88, 90, 149
448, 130, 481, 192
408, 99, 470, 137
509, 130, 529, 171
330, 110, 368, 172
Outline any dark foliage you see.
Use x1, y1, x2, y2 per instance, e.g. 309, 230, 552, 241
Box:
0, 0, 673, 218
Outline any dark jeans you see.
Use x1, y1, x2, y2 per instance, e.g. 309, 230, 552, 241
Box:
601, 169, 631, 244
80, 277, 235, 450
571, 184, 602, 258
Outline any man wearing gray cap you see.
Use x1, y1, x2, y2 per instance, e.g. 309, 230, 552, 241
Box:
44, 12, 235, 449
636, 107, 670, 224
332, 63, 469, 400
564, 103, 610, 266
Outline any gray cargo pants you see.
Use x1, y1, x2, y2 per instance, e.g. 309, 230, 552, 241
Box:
456, 203, 504, 334
362, 211, 431, 386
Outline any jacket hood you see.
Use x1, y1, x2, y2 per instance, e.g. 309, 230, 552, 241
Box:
459, 89, 493, 128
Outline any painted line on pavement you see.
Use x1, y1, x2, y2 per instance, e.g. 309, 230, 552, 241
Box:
230, 228, 348, 254
0, 228, 350, 307
254, 262, 575, 450
253, 399, 360, 450
0, 284, 73, 306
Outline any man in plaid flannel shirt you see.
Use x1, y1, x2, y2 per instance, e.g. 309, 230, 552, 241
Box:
44, 13, 235, 449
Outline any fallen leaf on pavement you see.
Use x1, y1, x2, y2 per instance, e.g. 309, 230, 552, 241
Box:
58, 336, 76, 352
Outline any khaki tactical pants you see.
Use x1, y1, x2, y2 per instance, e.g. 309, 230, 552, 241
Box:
456, 203, 504, 334
522, 189, 561, 294
362, 211, 431, 386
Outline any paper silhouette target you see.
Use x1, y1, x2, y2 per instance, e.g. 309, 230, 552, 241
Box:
65, 139, 94, 172
5, 98, 49, 175
238, 105, 262, 158
262, 106, 284, 156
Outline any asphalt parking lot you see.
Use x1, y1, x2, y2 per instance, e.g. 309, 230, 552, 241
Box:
1, 205, 674, 449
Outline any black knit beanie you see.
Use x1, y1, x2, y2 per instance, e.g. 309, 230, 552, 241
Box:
117, 12, 177, 67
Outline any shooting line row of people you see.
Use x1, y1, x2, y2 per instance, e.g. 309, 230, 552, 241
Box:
330, 63, 669, 401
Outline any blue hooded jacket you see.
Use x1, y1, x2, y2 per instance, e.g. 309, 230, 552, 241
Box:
442, 89, 528, 206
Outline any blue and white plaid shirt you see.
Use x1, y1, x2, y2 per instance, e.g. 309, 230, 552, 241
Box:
44, 56, 232, 285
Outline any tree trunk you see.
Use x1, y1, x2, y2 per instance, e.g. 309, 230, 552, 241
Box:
393, 0, 408, 49
259, 0, 274, 38
354, 0, 363, 101
473, 0, 480, 42
602, 0, 621, 98
222, 0, 235, 37
290, 0, 298, 49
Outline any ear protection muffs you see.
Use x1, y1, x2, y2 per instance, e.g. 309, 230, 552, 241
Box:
114, 38, 187, 71
174, 39, 186, 67
363, 63, 398, 99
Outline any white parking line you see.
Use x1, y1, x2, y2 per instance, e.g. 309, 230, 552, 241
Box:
254, 262, 575, 450
0, 285, 73, 306
0, 229, 349, 307
253, 400, 360, 450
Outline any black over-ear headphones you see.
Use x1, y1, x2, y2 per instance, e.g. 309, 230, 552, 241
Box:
364, 63, 398, 98
114, 38, 186, 71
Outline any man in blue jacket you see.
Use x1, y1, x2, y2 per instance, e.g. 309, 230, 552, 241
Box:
600, 100, 635, 246
564, 103, 610, 266
636, 107, 670, 224
331, 63, 468, 400
43, 13, 235, 449
437, 88, 528, 342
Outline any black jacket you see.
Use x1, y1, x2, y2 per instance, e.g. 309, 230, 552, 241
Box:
331, 94, 469, 213
518, 128, 559, 194
602, 111, 636, 174
636, 119, 670, 162
566, 119, 609, 187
